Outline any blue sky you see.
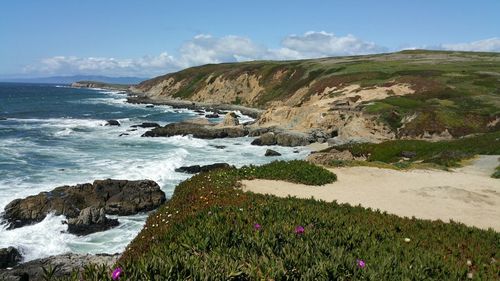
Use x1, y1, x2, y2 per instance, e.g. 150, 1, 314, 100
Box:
1, 0, 499, 78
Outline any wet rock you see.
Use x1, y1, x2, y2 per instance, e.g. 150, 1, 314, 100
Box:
66, 207, 119, 236
2, 179, 165, 229
145, 105, 154, 108
175, 163, 231, 174
265, 149, 281, 157
0, 117, 7, 121
118, 133, 129, 137
0, 247, 22, 269
210, 145, 226, 149
105, 120, 120, 126
0, 253, 118, 281
131, 122, 160, 128
205, 113, 220, 119
142, 122, 248, 139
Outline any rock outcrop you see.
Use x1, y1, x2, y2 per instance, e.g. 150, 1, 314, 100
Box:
221, 112, 239, 126
131, 122, 160, 128
105, 120, 120, 126
175, 163, 231, 174
2, 179, 166, 229
265, 149, 281, 157
66, 207, 119, 236
142, 121, 248, 139
251, 131, 311, 147
0, 247, 22, 269
0, 253, 118, 281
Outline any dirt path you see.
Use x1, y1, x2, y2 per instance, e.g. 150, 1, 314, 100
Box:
242, 156, 500, 231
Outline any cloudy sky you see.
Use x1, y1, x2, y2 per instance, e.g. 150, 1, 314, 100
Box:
1, 0, 499, 78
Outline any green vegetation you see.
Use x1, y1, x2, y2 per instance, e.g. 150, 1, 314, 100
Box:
55, 160, 498, 280
138, 50, 500, 138
327, 131, 500, 168
492, 165, 500, 178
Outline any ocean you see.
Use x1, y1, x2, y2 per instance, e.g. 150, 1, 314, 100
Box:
0, 83, 309, 261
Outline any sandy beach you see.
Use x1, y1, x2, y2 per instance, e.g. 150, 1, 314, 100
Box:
242, 155, 500, 231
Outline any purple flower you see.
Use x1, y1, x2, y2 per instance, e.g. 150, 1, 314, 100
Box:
254, 223, 261, 231
357, 259, 366, 269
111, 267, 123, 280
294, 225, 305, 235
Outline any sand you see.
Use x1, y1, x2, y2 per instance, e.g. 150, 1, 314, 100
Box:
242, 155, 500, 231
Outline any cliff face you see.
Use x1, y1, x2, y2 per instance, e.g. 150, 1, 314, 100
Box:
132, 50, 500, 141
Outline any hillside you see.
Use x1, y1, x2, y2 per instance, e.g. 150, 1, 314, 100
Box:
132, 50, 500, 142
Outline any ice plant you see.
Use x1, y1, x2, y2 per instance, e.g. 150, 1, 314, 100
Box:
357, 259, 366, 269
111, 267, 123, 280
254, 223, 261, 231
295, 225, 305, 235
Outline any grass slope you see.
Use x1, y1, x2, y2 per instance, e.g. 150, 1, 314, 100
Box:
59, 161, 498, 280
326, 131, 500, 168
137, 50, 500, 137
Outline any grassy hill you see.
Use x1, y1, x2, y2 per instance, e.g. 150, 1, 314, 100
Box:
134, 50, 500, 138
60, 161, 499, 280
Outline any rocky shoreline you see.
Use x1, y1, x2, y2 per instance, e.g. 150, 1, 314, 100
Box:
0, 253, 119, 281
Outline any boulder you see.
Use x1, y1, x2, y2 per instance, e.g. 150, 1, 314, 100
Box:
205, 114, 220, 119
251, 132, 276, 146
66, 207, 119, 236
105, 120, 120, 126
306, 149, 360, 165
275, 132, 311, 146
2, 179, 166, 229
131, 122, 160, 128
145, 105, 155, 108
175, 163, 231, 174
0, 253, 118, 281
0, 247, 22, 269
221, 112, 239, 126
265, 149, 281, 157
142, 122, 248, 139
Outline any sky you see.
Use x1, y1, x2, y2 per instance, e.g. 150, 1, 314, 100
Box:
1, 0, 499, 78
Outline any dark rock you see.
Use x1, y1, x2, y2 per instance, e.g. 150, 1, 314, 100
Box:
145, 105, 155, 108
293, 150, 299, 153
118, 133, 129, 137
194, 110, 205, 114
105, 120, 120, 126
175, 165, 201, 174
205, 114, 220, 119
0, 253, 118, 281
0, 117, 7, 121
66, 207, 119, 236
210, 145, 226, 149
142, 122, 248, 139
175, 163, 231, 174
2, 179, 166, 229
400, 151, 417, 158
265, 149, 281, 157
131, 122, 160, 128
0, 247, 22, 269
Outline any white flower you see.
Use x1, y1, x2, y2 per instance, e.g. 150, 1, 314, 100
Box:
404, 238, 411, 243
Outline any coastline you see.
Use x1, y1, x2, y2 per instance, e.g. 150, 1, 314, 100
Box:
126, 94, 264, 119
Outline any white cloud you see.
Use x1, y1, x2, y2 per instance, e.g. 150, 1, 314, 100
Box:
20, 31, 386, 77
279, 31, 386, 58
440, 37, 500, 52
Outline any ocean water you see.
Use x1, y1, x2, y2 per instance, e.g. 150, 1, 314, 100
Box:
0, 83, 309, 261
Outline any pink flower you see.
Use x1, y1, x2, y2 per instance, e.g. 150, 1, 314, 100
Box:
254, 223, 261, 231
295, 225, 305, 235
111, 267, 123, 280
357, 259, 366, 269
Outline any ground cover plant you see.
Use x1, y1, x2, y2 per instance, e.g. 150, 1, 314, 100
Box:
50, 160, 499, 280
326, 131, 500, 168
